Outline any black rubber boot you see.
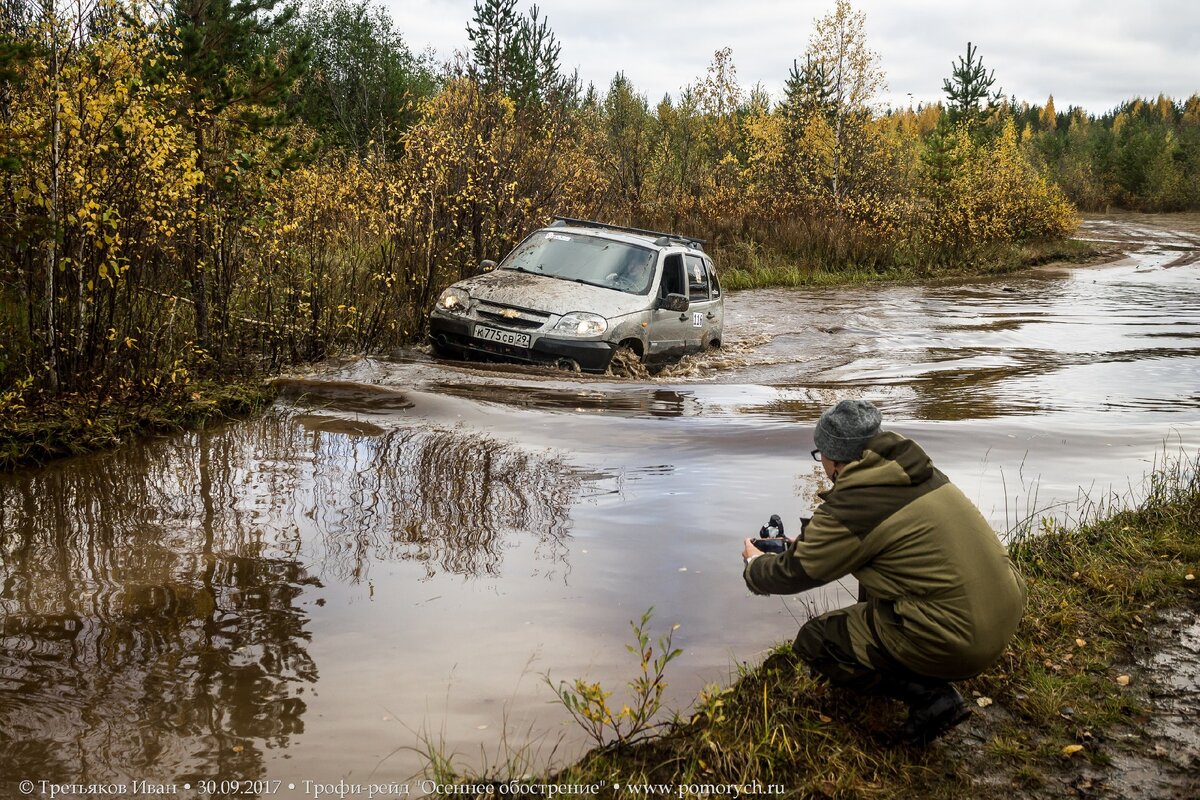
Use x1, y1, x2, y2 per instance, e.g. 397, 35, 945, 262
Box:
879, 678, 971, 745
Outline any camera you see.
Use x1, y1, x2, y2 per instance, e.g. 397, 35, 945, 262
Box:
752, 537, 788, 554
751, 514, 788, 553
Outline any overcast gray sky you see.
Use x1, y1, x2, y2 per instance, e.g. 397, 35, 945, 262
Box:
382, 0, 1199, 114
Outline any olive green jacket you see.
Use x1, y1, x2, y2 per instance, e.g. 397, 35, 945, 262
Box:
745, 431, 1027, 680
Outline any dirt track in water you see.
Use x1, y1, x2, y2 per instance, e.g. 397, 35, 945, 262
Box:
1, 214, 1199, 791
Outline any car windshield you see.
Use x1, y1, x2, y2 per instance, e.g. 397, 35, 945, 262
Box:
499, 231, 655, 294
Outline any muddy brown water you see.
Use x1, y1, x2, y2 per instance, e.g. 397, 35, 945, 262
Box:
2, 216, 1200, 792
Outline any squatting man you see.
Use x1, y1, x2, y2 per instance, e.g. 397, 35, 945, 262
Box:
740, 399, 1027, 743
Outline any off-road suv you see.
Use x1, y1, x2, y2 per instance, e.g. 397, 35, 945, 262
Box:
428, 218, 724, 373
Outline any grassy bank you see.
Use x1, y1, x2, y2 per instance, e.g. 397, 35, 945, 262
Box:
429, 454, 1199, 798
717, 236, 1110, 291
0, 379, 278, 472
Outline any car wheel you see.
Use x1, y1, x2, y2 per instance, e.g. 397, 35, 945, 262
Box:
608, 341, 649, 378
430, 339, 458, 360
555, 358, 582, 373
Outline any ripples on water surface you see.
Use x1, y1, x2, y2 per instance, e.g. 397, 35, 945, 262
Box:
2, 216, 1200, 789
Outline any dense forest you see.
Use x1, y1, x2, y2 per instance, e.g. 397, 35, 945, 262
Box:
1, 0, 1198, 445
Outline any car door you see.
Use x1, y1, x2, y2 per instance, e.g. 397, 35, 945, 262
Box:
646, 252, 690, 359
683, 254, 721, 352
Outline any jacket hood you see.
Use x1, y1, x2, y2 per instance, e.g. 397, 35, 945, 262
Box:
832, 431, 935, 490
456, 269, 650, 318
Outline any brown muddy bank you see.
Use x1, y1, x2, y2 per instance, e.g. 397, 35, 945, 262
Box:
936, 604, 1200, 800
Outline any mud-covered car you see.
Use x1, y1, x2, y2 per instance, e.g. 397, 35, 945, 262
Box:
428, 218, 724, 373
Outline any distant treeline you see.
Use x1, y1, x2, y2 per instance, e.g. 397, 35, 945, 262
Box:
1017, 95, 1200, 212
0, 0, 1195, 414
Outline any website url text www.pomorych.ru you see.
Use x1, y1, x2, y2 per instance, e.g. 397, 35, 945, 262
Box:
617, 783, 785, 798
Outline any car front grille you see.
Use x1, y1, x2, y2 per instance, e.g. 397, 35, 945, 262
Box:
475, 303, 549, 330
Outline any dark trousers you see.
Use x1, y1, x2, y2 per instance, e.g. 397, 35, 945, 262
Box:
792, 607, 933, 695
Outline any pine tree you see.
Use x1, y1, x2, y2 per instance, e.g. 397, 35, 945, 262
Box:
168, 0, 312, 358
781, 55, 832, 122
466, 0, 521, 94
467, 0, 568, 106
602, 72, 652, 212
922, 116, 964, 196
288, 0, 437, 155
511, 4, 569, 106
171, 0, 311, 132
941, 41, 1000, 127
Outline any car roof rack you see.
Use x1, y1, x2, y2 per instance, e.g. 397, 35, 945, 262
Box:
549, 216, 705, 251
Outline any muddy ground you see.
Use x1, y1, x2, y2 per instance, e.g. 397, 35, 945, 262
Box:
952, 604, 1200, 799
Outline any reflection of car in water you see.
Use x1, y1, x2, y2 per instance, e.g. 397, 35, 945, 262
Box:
428, 218, 724, 373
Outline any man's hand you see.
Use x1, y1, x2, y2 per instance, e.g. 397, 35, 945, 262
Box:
742, 538, 761, 563
743, 538, 769, 595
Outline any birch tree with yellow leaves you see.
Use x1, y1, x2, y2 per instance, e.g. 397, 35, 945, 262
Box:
803, 0, 885, 205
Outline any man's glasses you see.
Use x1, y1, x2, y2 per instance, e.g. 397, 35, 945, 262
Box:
810, 448, 822, 462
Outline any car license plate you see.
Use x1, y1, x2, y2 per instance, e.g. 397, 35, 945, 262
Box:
474, 325, 531, 348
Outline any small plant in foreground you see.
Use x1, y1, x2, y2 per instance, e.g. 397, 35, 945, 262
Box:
547, 608, 682, 750
690, 683, 733, 732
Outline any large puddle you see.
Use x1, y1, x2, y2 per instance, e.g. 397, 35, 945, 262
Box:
2, 215, 1200, 791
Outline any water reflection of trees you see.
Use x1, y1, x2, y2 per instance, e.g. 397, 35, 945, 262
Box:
0, 409, 579, 786
297, 420, 578, 581
0, 432, 317, 788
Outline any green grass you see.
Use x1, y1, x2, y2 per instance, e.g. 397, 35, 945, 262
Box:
716, 236, 1110, 291
0, 378, 278, 471
424, 452, 1199, 798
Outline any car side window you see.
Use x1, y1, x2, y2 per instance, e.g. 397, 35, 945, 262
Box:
685, 254, 710, 301
709, 261, 721, 298
660, 254, 685, 298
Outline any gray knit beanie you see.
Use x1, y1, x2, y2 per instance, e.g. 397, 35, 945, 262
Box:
813, 399, 882, 463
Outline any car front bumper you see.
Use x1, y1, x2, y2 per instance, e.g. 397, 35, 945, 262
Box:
428, 313, 617, 373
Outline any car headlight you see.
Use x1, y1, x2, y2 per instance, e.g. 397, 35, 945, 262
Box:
553, 312, 608, 337
436, 287, 470, 313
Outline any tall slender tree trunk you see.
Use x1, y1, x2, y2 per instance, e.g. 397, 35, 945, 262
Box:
190, 123, 210, 356
831, 45, 845, 206
41, 0, 60, 391
73, 54, 87, 374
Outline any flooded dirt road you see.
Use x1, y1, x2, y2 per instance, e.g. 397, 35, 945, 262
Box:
2, 216, 1199, 792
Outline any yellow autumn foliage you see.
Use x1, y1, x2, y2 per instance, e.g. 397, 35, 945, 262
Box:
2, 0, 1097, 403
922, 119, 1076, 259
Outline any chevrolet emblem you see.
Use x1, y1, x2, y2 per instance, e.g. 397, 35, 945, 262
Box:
501, 309, 520, 319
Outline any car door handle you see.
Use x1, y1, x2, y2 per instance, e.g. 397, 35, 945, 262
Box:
706, 312, 716, 319
679, 313, 688, 322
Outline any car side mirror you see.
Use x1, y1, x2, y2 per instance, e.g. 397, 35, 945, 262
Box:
659, 293, 689, 313
479, 259, 497, 274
